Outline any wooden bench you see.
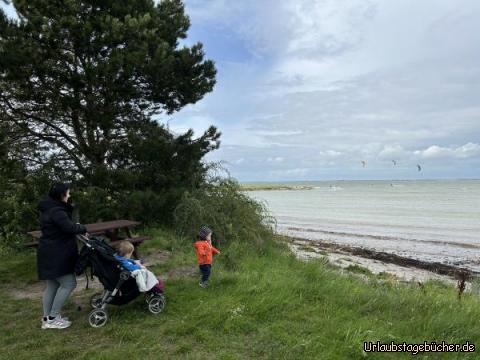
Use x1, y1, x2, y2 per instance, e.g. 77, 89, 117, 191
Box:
27, 219, 151, 257
26, 235, 150, 248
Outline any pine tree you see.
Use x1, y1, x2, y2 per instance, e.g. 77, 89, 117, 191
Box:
0, 0, 218, 186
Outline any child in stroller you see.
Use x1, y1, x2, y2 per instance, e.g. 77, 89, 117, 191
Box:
75, 235, 166, 328
113, 240, 164, 294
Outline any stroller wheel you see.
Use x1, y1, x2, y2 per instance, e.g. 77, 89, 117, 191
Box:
147, 294, 166, 314
90, 292, 103, 309
88, 309, 108, 328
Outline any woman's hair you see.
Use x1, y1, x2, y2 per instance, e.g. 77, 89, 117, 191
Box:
48, 182, 70, 201
116, 241, 134, 257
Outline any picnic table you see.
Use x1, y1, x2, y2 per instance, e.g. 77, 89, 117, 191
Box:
27, 219, 150, 257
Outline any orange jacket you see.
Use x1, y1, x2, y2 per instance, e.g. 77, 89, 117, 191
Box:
194, 241, 220, 265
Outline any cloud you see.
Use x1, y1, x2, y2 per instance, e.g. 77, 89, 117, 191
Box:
378, 145, 411, 161
258, 130, 303, 137
267, 157, 284, 162
184, 0, 292, 58
376, 143, 480, 164
319, 150, 342, 158
271, 167, 311, 178
167, 1, 480, 180
167, 115, 219, 138
416, 143, 480, 159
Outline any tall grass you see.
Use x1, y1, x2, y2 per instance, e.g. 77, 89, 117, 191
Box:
1, 231, 480, 359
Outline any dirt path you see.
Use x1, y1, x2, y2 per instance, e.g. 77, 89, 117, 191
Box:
10, 250, 194, 301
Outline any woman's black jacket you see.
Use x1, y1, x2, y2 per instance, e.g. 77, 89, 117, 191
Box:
37, 196, 87, 280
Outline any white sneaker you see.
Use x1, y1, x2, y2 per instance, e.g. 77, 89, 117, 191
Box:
57, 315, 70, 322
42, 314, 70, 328
42, 316, 71, 329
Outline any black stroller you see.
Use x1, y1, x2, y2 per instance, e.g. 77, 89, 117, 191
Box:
75, 234, 166, 328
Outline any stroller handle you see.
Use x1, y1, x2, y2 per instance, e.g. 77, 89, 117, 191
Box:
76, 234, 92, 247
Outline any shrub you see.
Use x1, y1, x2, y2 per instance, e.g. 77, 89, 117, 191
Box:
0, 171, 51, 249
73, 187, 185, 225
173, 177, 276, 249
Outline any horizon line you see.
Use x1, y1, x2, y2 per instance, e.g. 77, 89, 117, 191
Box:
239, 178, 480, 183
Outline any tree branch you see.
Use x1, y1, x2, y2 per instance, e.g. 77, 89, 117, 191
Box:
1, 95, 79, 148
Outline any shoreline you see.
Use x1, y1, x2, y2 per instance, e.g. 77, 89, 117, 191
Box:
241, 184, 313, 191
287, 236, 475, 286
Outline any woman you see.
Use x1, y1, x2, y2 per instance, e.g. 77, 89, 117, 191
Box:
37, 183, 87, 329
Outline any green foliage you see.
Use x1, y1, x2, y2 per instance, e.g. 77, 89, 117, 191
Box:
0, 193, 36, 249
174, 177, 276, 248
0, 0, 218, 185
73, 187, 172, 225
101, 119, 220, 192
345, 264, 374, 275
0, 163, 54, 248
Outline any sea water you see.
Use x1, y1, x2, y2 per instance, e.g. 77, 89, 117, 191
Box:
248, 180, 480, 271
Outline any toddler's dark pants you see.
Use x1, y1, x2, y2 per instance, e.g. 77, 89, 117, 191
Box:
199, 264, 212, 283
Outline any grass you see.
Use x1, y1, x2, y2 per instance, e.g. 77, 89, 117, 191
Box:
345, 264, 374, 276
1, 228, 480, 359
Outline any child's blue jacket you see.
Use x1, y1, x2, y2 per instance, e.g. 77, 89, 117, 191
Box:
114, 255, 141, 271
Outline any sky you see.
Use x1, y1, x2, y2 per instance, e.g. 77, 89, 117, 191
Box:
2, 1, 480, 181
